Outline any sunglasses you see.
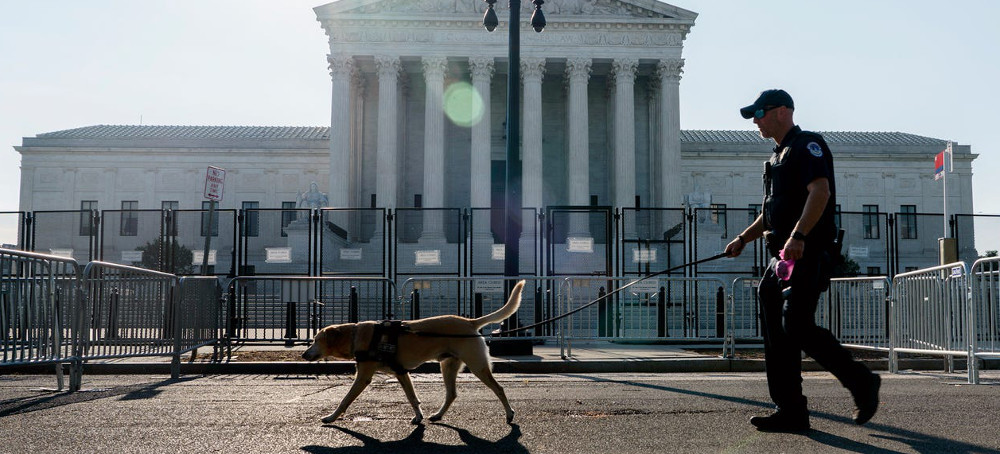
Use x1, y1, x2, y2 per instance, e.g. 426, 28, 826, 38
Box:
753, 105, 781, 119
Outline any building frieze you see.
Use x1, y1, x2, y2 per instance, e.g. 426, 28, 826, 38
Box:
324, 25, 686, 50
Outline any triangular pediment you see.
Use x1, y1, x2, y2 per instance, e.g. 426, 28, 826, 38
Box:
315, 0, 697, 22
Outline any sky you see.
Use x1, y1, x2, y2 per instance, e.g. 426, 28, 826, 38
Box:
2, 1, 998, 244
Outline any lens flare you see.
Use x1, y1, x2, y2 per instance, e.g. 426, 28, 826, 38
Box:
443, 82, 484, 128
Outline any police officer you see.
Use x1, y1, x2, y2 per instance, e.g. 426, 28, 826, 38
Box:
724, 89, 880, 432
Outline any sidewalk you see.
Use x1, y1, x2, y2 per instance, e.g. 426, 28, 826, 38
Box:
23, 340, 969, 376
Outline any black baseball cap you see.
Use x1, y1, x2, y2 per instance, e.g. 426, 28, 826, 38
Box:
740, 89, 794, 119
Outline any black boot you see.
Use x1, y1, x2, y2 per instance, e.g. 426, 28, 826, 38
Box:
852, 373, 881, 425
750, 409, 810, 432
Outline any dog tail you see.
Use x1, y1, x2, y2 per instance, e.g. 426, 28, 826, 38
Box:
472, 280, 525, 329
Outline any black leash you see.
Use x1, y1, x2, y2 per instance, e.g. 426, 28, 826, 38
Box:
410, 251, 732, 339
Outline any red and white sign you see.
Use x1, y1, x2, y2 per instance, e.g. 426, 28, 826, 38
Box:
204, 166, 226, 201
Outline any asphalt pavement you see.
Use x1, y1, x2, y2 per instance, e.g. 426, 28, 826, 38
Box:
2, 370, 999, 453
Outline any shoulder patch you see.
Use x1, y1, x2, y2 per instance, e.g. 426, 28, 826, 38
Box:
807, 142, 823, 157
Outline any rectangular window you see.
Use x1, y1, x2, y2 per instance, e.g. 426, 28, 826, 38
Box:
80, 200, 97, 236
120, 201, 138, 237
834, 204, 842, 232
242, 201, 260, 237
899, 205, 918, 239
867, 266, 881, 276
863, 205, 880, 239
281, 201, 297, 237
201, 201, 219, 237
710, 203, 727, 225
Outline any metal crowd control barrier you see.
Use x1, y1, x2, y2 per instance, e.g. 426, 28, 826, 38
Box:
397, 276, 563, 338
724, 277, 761, 358
971, 256, 1000, 383
0, 248, 81, 391
223, 276, 397, 348
559, 276, 727, 358
889, 262, 975, 383
818, 277, 891, 352
76, 261, 208, 383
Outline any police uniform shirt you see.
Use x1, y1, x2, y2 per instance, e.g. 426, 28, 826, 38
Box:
763, 125, 837, 248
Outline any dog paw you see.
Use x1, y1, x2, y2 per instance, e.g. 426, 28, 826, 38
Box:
321, 415, 337, 424
428, 413, 443, 422
411, 415, 424, 425
506, 411, 515, 424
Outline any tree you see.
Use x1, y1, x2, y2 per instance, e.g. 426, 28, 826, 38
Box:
136, 238, 194, 274
833, 255, 860, 277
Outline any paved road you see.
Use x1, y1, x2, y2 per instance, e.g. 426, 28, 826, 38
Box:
2, 371, 999, 453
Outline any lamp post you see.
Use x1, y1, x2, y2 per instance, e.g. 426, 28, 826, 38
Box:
483, 0, 545, 303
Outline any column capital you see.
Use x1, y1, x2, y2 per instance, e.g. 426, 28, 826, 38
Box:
564, 57, 592, 80
374, 55, 401, 78
656, 58, 685, 82
520, 57, 546, 81
611, 57, 639, 82
469, 56, 495, 79
421, 56, 448, 78
327, 54, 354, 79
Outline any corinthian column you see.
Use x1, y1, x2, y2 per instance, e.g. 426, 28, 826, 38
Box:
327, 55, 353, 212
565, 57, 592, 238
421, 56, 448, 242
612, 58, 638, 212
521, 57, 546, 237
657, 59, 684, 210
469, 56, 495, 242
374, 55, 401, 210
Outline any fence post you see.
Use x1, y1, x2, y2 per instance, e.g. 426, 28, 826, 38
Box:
598, 286, 609, 337
412, 289, 420, 320
657, 286, 666, 337
284, 300, 297, 346
534, 285, 543, 336
171, 279, 181, 380
349, 286, 359, 323
474, 292, 483, 318
715, 286, 725, 338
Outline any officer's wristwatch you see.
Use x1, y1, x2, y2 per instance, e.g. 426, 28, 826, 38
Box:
791, 230, 807, 241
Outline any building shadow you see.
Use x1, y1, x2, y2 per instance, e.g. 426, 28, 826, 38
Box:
0, 376, 198, 418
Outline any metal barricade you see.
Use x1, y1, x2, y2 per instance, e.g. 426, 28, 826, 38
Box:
176, 276, 224, 360
224, 276, 397, 346
889, 262, 975, 383
558, 276, 727, 357
725, 277, 762, 358
0, 248, 81, 391
398, 276, 562, 338
819, 277, 891, 352
77, 261, 183, 379
971, 256, 1000, 384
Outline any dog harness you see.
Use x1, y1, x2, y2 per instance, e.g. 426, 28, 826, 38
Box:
354, 320, 409, 374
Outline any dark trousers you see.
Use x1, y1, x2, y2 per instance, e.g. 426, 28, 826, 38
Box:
757, 253, 872, 413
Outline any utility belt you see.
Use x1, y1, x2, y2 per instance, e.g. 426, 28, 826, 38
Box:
763, 229, 845, 261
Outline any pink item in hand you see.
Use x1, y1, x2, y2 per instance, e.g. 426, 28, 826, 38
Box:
776, 250, 795, 281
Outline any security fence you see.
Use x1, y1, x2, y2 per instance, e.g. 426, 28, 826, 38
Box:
14, 208, 999, 282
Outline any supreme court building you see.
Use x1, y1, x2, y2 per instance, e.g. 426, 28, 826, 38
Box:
14, 0, 979, 275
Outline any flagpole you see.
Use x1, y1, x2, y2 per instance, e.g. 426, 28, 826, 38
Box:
943, 141, 952, 238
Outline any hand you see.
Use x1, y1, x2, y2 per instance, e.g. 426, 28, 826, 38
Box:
725, 237, 745, 258
782, 238, 805, 261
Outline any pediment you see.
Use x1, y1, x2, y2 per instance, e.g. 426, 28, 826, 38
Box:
315, 0, 697, 21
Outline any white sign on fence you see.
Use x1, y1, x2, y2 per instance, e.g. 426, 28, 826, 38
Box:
204, 166, 226, 201
340, 248, 363, 261
492, 244, 505, 261
632, 248, 657, 263
121, 250, 143, 263
192, 250, 217, 265
415, 250, 441, 266
475, 279, 505, 294
567, 236, 594, 253
629, 279, 660, 294
848, 246, 869, 259
265, 247, 292, 263
49, 249, 73, 258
